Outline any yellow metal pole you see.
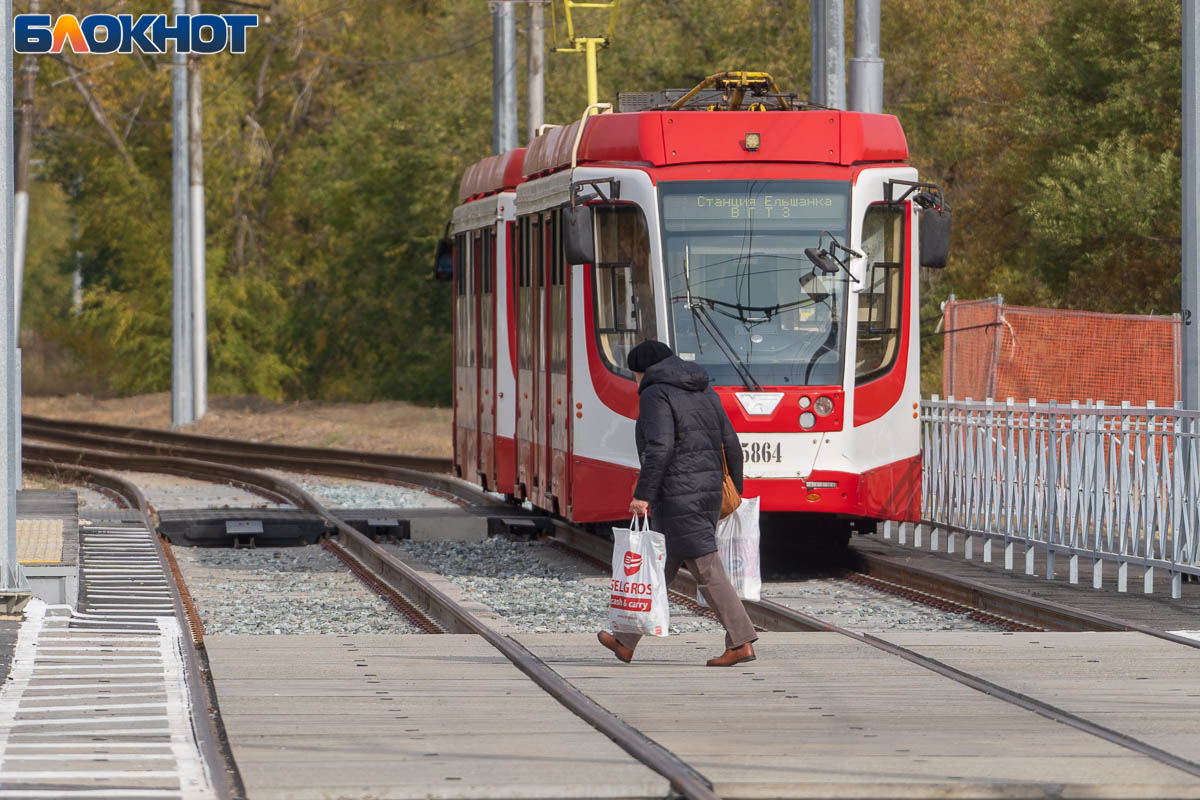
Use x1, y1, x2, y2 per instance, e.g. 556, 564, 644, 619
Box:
585, 38, 598, 106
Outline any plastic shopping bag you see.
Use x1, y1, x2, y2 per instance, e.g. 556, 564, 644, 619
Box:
698, 496, 762, 604
609, 515, 669, 637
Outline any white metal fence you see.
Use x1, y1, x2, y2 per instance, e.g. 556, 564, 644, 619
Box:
892, 397, 1200, 599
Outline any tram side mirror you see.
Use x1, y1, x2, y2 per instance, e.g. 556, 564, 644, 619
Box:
919, 206, 951, 269
805, 247, 840, 275
433, 225, 454, 281
563, 205, 595, 264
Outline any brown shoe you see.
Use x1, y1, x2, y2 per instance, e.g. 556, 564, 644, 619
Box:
597, 631, 634, 663
706, 642, 756, 667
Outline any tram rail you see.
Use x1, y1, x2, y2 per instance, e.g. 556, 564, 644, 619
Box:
20, 456, 242, 800
23, 432, 718, 800
25, 416, 1200, 645
23, 416, 1200, 793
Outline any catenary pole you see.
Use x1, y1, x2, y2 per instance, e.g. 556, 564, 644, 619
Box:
13, 0, 38, 340
492, 3, 502, 153
187, 0, 207, 420
824, 0, 846, 110
11, 0, 38, 491
848, 0, 882, 113
502, 4, 517, 150
528, 0, 545, 140
810, 0, 826, 105
1184, 0, 1199, 410
492, 2, 518, 154
172, 0, 194, 427
1, 0, 26, 592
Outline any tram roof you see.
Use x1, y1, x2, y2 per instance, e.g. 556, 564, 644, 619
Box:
455, 110, 908, 205
523, 110, 908, 178
457, 147, 527, 204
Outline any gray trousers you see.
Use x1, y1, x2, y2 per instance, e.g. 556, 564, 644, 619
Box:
614, 550, 758, 651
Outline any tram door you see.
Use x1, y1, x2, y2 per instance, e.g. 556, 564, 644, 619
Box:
477, 228, 496, 489
453, 230, 479, 482
532, 211, 552, 508
546, 210, 571, 515
515, 217, 537, 498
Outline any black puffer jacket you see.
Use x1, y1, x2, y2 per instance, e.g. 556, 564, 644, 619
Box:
633, 355, 744, 561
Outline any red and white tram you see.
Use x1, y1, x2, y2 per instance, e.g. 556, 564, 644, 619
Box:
447, 75, 949, 539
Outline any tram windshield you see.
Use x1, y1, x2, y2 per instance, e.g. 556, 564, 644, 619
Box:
659, 179, 851, 387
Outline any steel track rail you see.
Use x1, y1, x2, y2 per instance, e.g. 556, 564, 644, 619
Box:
25, 442, 718, 800
22, 458, 245, 800
29, 422, 1199, 647
36, 423, 1200, 782
544, 525, 1200, 781
23, 414, 455, 475
23, 420, 493, 508
851, 548, 1200, 648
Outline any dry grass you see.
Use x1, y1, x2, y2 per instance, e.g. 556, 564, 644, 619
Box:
19, 331, 106, 397
24, 393, 454, 458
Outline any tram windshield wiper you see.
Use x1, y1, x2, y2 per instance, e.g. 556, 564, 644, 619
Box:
671, 294, 808, 325
688, 301, 763, 391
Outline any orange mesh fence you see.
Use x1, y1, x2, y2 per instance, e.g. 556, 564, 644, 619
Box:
943, 297, 1181, 407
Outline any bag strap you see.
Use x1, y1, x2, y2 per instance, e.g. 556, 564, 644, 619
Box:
722, 448, 730, 477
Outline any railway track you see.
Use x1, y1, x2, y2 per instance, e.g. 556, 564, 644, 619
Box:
15, 459, 237, 798
28, 415, 1192, 642
29, 415, 1200, 646
24, 427, 718, 799
22, 417, 1200, 795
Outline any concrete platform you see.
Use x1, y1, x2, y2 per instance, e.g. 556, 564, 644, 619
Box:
203, 634, 668, 799
16, 489, 78, 607
519, 632, 1200, 799
874, 631, 1200, 766
206, 630, 1200, 799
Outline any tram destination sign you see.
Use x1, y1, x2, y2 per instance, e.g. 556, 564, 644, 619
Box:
662, 189, 847, 230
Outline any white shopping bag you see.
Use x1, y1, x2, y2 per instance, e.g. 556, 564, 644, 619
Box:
609, 515, 669, 637
698, 496, 762, 604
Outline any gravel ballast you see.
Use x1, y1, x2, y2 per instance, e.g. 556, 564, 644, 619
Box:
172, 545, 421, 635
392, 537, 723, 635
270, 473, 459, 510
764, 578, 1001, 632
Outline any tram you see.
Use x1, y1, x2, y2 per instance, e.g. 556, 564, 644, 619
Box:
444, 73, 949, 539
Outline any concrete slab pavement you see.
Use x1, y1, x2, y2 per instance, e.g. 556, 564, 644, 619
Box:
874, 631, 1200, 766
204, 633, 669, 799
518, 631, 1200, 798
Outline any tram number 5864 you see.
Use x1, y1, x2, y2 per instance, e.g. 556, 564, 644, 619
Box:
742, 442, 783, 464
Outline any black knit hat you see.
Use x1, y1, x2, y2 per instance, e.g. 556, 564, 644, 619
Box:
626, 340, 673, 373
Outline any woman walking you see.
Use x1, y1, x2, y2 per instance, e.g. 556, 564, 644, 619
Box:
597, 340, 758, 667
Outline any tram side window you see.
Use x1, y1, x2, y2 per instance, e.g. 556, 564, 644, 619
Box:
467, 231, 480, 368
856, 205, 905, 383
593, 206, 656, 378
517, 218, 533, 371
550, 211, 568, 374
454, 232, 468, 367
480, 229, 494, 371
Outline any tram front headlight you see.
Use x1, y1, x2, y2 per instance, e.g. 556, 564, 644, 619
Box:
814, 395, 835, 416
799, 411, 817, 429
798, 396, 812, 410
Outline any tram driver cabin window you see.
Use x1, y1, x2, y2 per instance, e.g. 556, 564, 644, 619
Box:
856, 205, 905, 383
593, 206, 657, 378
